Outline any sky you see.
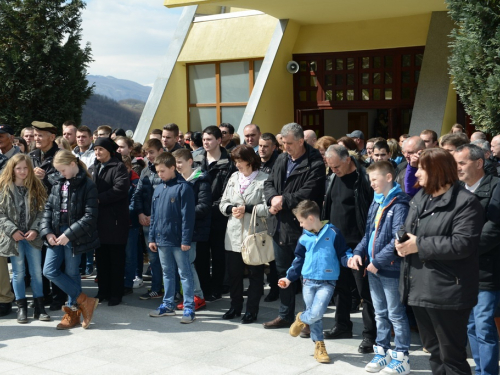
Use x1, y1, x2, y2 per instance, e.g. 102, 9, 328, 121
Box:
81, 0, 183, 86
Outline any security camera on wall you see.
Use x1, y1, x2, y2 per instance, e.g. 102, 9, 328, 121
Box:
286, 61, 299, 74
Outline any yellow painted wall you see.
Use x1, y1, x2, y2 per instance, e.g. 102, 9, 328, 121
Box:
196, 4, 222, 15
148, 63, 189, 133
293, 13, 431, 54
440, 80, 457, 135
251, 20, 301, 134
178, 14, 277, 62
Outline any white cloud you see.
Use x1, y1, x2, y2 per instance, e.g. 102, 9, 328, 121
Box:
81, 0, 182, 85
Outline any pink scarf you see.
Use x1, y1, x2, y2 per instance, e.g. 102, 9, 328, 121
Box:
239, 170, 258, 194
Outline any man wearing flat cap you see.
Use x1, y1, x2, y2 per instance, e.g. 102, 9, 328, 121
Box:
346, 130, 366, 156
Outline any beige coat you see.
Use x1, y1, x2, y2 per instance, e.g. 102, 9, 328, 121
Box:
219, 171, 269, 252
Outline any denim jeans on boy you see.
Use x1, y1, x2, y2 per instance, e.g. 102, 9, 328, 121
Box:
467, 289, 500, 375
124, 227, 139, 288
158, 246, 194, 311
42, 226, 82, 306
10, 240, 43, 299
189, 242, 203, 298
301, 279, 336, 342
144, 225, 162, 292
368, 272, 411, 353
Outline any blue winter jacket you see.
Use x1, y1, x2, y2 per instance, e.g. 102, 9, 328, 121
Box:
149, 172, 195, 247
353, 182, 410, 277
286, 222, 351, 282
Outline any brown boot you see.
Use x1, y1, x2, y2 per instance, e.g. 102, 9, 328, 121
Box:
56, 306, 81, 330
314, 341, 330, 363
289, 312, 306, 337
76, 293, 98, 329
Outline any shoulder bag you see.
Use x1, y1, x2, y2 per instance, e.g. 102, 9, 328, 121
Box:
241, 207, 275, 266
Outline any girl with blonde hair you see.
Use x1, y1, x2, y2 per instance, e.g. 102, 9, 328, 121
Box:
40, 150, 100, 330
0, 154, 48, 323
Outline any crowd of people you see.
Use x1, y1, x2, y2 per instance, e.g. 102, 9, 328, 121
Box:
0, 119, 499, 374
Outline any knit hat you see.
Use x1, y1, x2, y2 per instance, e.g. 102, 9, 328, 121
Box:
94, 137, 118, 155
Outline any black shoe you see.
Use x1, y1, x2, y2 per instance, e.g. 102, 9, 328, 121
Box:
206, 293, 222, 302
95, 294, 109, 302
241, 312, 257, 324
49, 302, 64, 311
33, 297, 51, 321
0, 302, 12, 317
16, 299, 28, 324
108, 298, 121, 307
264, 288, 280, 302
123, 287, 133, 296
222, 308, 241, 320
323, 326, 353, 340
358, 338, 375, 353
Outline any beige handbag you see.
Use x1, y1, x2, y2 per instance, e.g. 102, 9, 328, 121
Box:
241, 207, 275, 266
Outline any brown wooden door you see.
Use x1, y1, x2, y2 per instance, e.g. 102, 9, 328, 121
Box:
347, 112, 368, 136
295, 109, 324, 138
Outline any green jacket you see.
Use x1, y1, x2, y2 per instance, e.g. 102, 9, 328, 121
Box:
0, 185, 44, 257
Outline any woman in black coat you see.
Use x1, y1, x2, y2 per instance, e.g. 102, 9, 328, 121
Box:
88, 137, 130, 306
396, 148, 484, 375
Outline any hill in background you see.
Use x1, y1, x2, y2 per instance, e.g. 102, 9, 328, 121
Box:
87, 75, 151, 102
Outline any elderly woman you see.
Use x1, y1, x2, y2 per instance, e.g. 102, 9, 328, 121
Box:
396, 148, 483, 375
219, 145, 269, 324
315, 136, 337, 170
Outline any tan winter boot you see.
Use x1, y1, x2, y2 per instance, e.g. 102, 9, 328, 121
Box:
314, 341, 331, 363
56, 306, 81, 330
76, 293, 98, 329
289, 312, 306, 337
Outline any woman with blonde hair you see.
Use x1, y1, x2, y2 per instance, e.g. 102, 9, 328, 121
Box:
40, 150, 100, 329
0, 154, 48, 323
55, 136, 72, 151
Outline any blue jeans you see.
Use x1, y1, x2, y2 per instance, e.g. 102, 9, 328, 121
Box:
43, 227, 82, 306
10, 240, 43, 299
468, 289, 500, 375
124, 227, 139, 288
144, 225, 162, 292
368, 272, 411, 353
158, 246, 194, 311
189, 242, 203, 298
79, 250, 94, 275
301, 279, 336, 342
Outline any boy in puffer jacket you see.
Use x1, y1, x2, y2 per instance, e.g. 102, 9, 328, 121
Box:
278, 200, 351, 364
349, 161, 411, 375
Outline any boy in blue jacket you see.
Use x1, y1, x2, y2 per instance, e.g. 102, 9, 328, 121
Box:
349, 161, 411, 375
148, 152, 196, 324
279, 200, 351, 364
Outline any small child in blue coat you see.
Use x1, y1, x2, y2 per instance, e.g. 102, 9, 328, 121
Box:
279, 200, 351, 364
148, 152, 196, 324
349, 161, 411, 375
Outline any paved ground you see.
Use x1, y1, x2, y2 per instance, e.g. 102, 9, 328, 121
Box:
0, 277, 475, 375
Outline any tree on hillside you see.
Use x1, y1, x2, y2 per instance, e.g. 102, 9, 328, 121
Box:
447, 0, 500, 133
0, 0, 93, 133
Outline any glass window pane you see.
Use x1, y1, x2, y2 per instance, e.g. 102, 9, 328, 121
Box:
385, 72, 393, 84
373, 89, 381, 100
325, 90, 332, 101
373, 73, 381, 85
299, 76, 307, 87
335, 74, 343, 85
309, 115, 314, 124
310, 76, 317, 87
402, 87, 411, 100
362, 89, 369, 101
347, 74, 354, 85
189, 64, 216, 104
310, 91, 317, 101
310, 61, 317, 72
220, 61, 249, 103
385, 56, 393, 68
325, 75, 332, 86
362, 57, 369, 69
299, 91, 307, 102
347, 58, 354, 70
335, 90, 343, 101
415, 70, 420, 83
336, 58, 343, 70
373, 56, 381, 68
326, 59, 333, 71
402, 54, 411, 67
385, 88, 393, 100
189, 107, 216, 132
415, 54, 423, 66
253, 60, 263, 83
347, 90, 354, 101
300, 61, 307, 72
402, 71, 410, 84
362, 73, 369, 85
221, 106, 246, 126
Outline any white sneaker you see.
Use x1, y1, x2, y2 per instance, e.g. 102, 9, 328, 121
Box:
381, 350, 410, 375
365, 345, 391, 373
133, 277, 144, 289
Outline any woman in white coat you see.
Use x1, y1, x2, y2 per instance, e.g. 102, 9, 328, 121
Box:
220, 145, 269, 324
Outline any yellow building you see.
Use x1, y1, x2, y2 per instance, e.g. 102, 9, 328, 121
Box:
134, 0, 458, 142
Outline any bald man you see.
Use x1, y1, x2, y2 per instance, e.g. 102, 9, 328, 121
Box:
490, 135, 500, 176
471, 131, 487, 142
304, 130, 318, 147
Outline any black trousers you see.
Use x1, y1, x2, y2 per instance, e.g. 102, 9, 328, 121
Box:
226, 250, 264, 314
41, 246, 67, 304
273, 238, 298, 322
195, 223, 226, 297
266, 260, 278, 290
333, 265, 377, 340
95, 244, 126, 301
412, 306, 472, 375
